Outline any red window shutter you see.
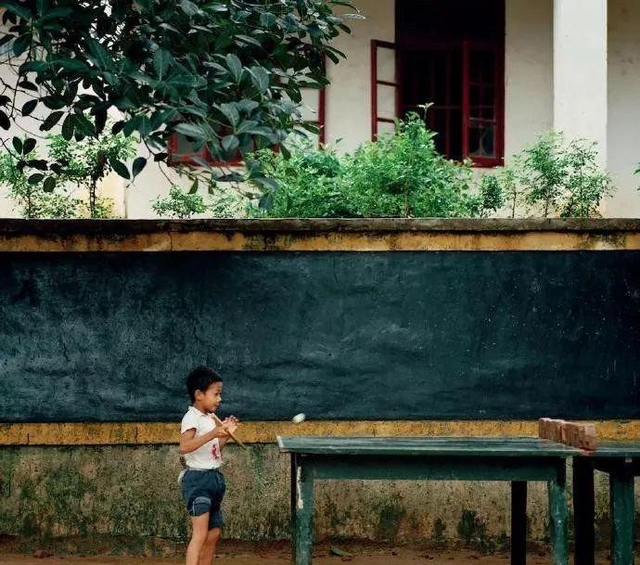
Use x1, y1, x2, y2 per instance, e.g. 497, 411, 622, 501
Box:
371, 40, 401, 140
462, 40, 504, 167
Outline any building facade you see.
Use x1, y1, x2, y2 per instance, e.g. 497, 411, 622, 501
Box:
1, 0, 639, 218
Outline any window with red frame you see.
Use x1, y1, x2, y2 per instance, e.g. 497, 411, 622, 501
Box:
168, 87, 326, 167
372, 0, 505, 167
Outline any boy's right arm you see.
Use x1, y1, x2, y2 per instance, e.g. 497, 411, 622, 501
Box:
179, 427, 230, 455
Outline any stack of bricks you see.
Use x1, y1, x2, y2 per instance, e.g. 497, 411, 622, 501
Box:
538, 418, 598, 450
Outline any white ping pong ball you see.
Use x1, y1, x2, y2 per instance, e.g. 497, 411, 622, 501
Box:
292, 413, 306, 424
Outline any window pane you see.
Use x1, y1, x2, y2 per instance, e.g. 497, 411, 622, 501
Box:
174, 134, 198, 155
449, 109, 463, 161
300, 88, 321, 122
377, 120, 396, 137
468, 122, 495, 158
377, 47, 396, 84
377, 84, 397, 120
401, 48, 463, 160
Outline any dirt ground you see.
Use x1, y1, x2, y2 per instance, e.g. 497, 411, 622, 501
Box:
0, 548, 611, 565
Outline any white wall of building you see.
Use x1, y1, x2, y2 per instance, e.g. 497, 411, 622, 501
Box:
504, 0, 554, 160
607, 0, 640, 216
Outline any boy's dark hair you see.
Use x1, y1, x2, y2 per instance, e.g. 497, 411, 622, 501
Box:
187, 366, 223, 403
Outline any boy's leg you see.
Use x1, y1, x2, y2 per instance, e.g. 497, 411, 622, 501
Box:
198, 527, 221, 565
186, 513, 210, 565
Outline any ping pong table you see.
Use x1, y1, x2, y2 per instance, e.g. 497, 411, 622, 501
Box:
573, 442, 640, 565
278, 436, 580, 565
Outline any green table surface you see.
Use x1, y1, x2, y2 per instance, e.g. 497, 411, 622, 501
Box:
277, 436, 581, 457
579, 441, 640, 458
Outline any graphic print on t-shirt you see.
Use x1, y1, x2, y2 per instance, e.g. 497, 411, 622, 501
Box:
212, 441, 220, 461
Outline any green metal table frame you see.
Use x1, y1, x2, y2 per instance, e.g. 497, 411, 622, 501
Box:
573, 443, 640, 565
279, 436, 579, 565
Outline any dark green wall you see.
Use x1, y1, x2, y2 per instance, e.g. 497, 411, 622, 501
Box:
0, 251, 638, 422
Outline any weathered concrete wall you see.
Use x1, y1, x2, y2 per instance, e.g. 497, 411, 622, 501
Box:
0, 445, 638, 554
0, 219, 639, 554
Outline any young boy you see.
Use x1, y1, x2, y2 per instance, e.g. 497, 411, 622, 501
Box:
179, 366, 239, 565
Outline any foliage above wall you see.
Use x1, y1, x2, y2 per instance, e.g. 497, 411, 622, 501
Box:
250, 120, 613, 219
0, 0, 352, 192
252, 115, 500, 218
0, 130, 135, 218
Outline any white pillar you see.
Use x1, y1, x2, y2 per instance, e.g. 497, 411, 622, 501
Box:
554, 0, 608, 167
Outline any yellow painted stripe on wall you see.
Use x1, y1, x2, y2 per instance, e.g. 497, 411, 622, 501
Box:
1, 231, 640, 252
1, 420, 638, 446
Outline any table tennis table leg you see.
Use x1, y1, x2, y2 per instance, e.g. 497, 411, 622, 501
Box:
511, 481, 527, 565
292, 456, 314, 565
548, 464, 569, 565
573, 458, 595, 565
610, 463, 635, 565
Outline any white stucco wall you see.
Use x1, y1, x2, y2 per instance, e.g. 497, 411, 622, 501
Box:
325, 0, 395, 152
504, 0, 554, 160
607, 0, 640, 217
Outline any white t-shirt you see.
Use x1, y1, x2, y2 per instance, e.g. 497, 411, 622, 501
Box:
180, 406, 223, 470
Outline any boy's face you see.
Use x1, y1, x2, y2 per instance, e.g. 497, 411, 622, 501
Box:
196, 382, 223, 413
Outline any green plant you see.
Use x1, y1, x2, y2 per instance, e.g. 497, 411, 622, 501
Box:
48, 130, 135, 218
0, 0, 353, 192
152, 184, 250, 219
251, 140, 347, 217
252, 114, 493, 219
0, 131, 130, 218
152, 186, 208, 219
517, 132, 611, 218
345, 115, 479, 218
477, 173, 505, 218
499, 167, 520, 219
0, 146, 81, 218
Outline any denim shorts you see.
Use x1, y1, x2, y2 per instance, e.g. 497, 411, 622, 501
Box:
180, 468, 226, 530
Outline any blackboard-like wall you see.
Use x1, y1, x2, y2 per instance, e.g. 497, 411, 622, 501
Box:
1, 248, 638, 422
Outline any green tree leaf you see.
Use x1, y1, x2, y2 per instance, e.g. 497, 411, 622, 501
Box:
28, 173, 44, 185
23, 138, 37, 154
221, 135, 239, 153
173, 123, 207, 139
153, 49, 172, 80
132, 156, 147, 178
12, 137, 23, 154
225, 53, 243, 82
40, 111, 64, 131
43, 176, 57, 193
249, 67, 269, 93
61, 114, 75, 140
21, 99, 38, 117
109, 158, 130, 180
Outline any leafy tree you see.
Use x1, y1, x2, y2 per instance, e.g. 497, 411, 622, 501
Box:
48, 130, 135, 217
0, 130, 133, 218
0, 0, 353, 192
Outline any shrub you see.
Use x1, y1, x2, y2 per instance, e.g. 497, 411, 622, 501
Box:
252, 114, 492, 218
152, 184, 250, 219
516, 132, 611, 218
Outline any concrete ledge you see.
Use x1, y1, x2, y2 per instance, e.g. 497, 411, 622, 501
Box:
1, 218, 640, 251
1, 420, 638, 446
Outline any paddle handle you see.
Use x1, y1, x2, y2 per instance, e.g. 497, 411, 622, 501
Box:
211, 412, 247, 450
